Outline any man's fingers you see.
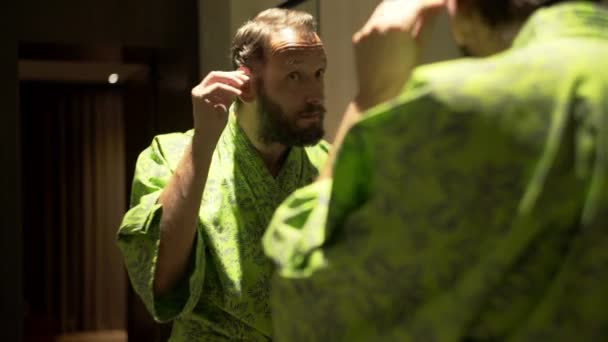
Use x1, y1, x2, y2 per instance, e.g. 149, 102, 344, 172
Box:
203, 71, 250, 89
207, 74, 245, 89
193, 82, 242, 98
210, 82, 243, 97
210, 88, 239, 107
191, 69, 252, 119
236, 69, 251, 80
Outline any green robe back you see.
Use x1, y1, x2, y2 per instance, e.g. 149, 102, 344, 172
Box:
264, 3, 608, 341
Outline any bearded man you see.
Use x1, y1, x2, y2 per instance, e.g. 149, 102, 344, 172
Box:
117, 8, 329, 341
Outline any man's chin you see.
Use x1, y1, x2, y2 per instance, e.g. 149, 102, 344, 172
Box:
292, 138, 323, 147
292, 126, 325, 147
296, 114, 324, 129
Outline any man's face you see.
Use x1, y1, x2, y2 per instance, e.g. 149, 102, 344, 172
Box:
255, 27, 327, 147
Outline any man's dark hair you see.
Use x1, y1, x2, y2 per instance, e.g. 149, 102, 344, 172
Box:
230, 8, 317, 69
470, 0, 602, 27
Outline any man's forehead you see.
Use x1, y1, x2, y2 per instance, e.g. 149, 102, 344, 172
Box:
270, 48, 327, 67
269, 27, 325, 57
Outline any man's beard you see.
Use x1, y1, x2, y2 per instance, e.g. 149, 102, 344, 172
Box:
257, 83, 325, 147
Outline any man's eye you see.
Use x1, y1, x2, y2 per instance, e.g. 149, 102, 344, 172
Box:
288, 72, 302, 81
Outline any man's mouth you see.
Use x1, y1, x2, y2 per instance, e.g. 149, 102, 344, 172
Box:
298, 105, 326, 119
299, 111, 323, 118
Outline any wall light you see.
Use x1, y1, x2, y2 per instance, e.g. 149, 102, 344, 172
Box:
108, 73, 120, 84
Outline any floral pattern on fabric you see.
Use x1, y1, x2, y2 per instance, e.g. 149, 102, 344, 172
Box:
118, 111, 329, 341
264, 3, 608, 341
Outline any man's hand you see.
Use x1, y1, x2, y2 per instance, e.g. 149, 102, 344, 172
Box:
353, 0, 444, 110
318, 1, 445, 180
191, 70, 250, 144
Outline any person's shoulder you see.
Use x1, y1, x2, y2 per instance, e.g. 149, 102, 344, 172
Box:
138, 129, 195, 167
358, 54, 521, 125
306, 139, 331, 154
355, 81, 447, 132
411, 57, 501, 94
410, 47, 564, 104
151, 129, 194, 150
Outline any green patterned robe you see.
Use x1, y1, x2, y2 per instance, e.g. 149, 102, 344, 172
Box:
263, 3, 608, 341
117, 112, 329, 341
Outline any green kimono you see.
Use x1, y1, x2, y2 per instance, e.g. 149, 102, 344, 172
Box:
117, 112, 329, 341
264, 3, 608, 341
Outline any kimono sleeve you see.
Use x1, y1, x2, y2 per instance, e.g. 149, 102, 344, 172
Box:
116, 136, 206, 322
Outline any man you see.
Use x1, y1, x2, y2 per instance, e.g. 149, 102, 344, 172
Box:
117, 8, 329, 341
264, 0, 608, 340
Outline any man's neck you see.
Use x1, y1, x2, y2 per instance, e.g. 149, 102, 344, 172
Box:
236, 103, 290, 177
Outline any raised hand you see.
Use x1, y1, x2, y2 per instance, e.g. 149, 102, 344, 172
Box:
191, 70, 250, 143
353, 0, 445, 110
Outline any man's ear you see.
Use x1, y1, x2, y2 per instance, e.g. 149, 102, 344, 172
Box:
238, 66, 257, 103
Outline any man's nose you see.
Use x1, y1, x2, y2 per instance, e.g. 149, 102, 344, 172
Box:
305, 85, 324, 105
306, 96, 323, 106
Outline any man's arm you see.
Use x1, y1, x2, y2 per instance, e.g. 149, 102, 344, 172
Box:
319, 102, 363, 179
320, 0, 444, 179
153, 70, 249, 297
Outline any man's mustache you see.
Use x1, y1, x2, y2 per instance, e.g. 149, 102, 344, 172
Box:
299, 104, 326, 116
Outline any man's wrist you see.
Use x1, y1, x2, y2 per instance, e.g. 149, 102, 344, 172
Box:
354, 91, 389, 112
191, 133, 217, 170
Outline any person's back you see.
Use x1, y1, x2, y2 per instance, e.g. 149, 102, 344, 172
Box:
264, 2, 608, 341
